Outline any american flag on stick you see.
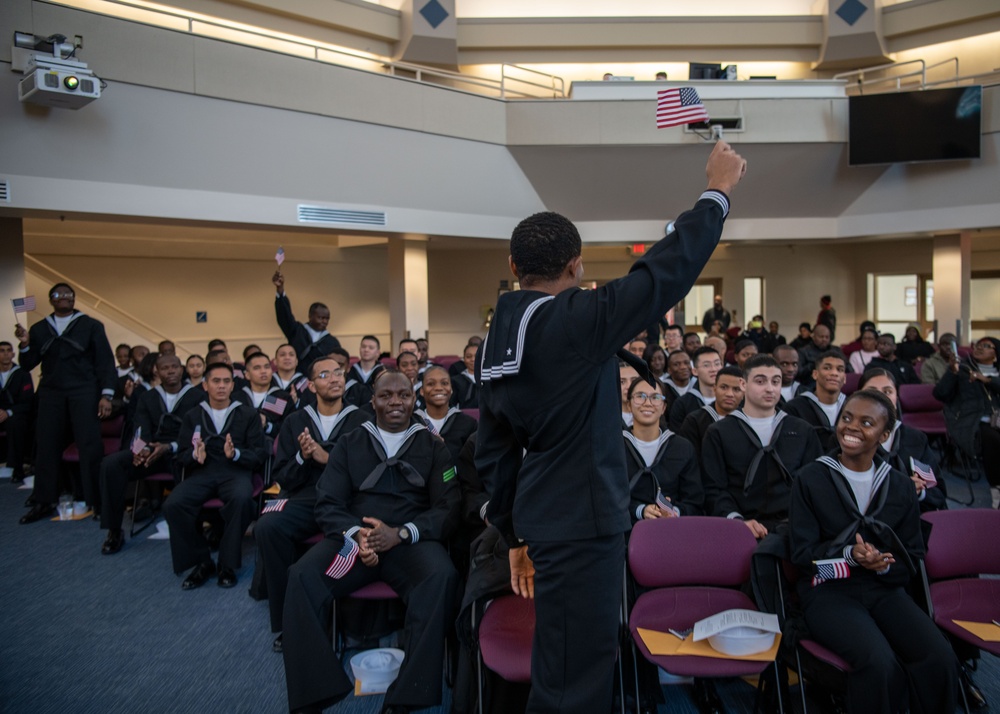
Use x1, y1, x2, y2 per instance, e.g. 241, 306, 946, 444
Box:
11, 296, 35, 314
910, 456, 937, 488
131, 428, 148, 456
262, 498, 288, 514
811, 558, 851, 587
656, 87, 710, 128
275, 246, 285, 266
325, 536, 360, 579
262, 395, 288, 415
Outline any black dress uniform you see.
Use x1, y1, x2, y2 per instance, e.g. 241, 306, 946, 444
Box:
254, 404, 368, 633
233, 385, 295, 442
282, 422, 460, 712
667, 388, 714, 431
164, 402, 265, 574
0, 364, 34, 481
272, 372, 312, 409
415, 406, 477, 463
788, 455, 958, 714
623, 429, 703, 521
19, 311, 117, 507
450, 371, 480, 409
344, 362, 385, 407
702, 410, 822, 530
275, 293, 342, 377
476, 190, 731, 714
783, 391, 846, 451
99, 384, 206, 532
878, 421, 947, 512
676, 404, 721, 460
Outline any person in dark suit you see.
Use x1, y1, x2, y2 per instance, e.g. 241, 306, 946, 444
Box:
0, 340, 34, 484
475, 141, 746, 714
98, 354, 205, 554
272, 270, 342, 377
281, 370, 460, 714
164, 362, 266, 590
14, 282, 117, 523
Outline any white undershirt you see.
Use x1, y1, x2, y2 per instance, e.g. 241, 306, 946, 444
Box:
209, 408, 229, 434
161, 390, 182, 413
817, 399, 841, 427
840, 463, 876, 513
622, 411, 634, 427
303, 324, 325, 343
317, 411, 341, 441
780, 382, 799, 403
633, 436, 661, 467
745, 414, 775, 445
0, 368, 13, 390
981, 364, 999, 378
426, 416, 447, 434
356, 364, 377, 382
249, 390, 267, 409
378, 427, 408, 458
672, 380, 694, 396
52, 314, 73, 335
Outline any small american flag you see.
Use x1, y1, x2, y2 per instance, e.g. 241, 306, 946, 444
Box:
295, 376, 310, 393
275, 246, 285, 266
910, 456, 937, 488
12, 296, 36, 313
656, 87, 710, 129
655, 490, 672, 511
192, 425, 202, 450
325, 536, 359, 579
262, 395, 287, 416
261, 498, 288, 514
811, 558, 851, 587
131, 428, 148, 455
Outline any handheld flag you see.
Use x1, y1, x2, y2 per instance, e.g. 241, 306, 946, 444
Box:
261, 498, 288, 514
192, 425, 202, 451
325, 536, 360, 579
262, 395, 288, 416
12, 296, 36, 314
910, 456, 937, 488
131, 427, 148, 456
811, 558, 851, 587
656, 88, 709, 129
275, 246, 285, 266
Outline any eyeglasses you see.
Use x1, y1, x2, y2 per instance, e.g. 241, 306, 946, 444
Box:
315, 369, 345, 380
50, 291, 75, 299
975, 343, 995, 351
631, 392, 667, 404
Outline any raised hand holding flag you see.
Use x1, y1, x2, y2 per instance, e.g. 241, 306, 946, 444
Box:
275, 246, 285, 267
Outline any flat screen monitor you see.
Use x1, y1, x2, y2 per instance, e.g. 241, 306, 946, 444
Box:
688, 63, 722, 80
848, 86, 982, 166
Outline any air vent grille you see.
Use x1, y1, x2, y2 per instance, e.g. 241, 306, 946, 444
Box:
298, 205, 386, 226
0, 179, 9, 202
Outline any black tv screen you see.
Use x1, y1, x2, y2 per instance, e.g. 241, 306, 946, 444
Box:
848, 86, 982, 166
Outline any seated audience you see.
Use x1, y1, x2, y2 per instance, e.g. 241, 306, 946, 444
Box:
788, 389, 958, 714
789, 322, 812, 350
677, 365, 743, 459
395, 350, 425, 410
449, 335, 482, 377
668, 346, 721, 430
933, 337, 1000, 508
255, 357, 367, 651
682, 331, 702, 357
768, 321, 786, 347
234, 352, 295, 442
272, 270, 341, 376
642, 343, 668, 382
704, 335, 728, 361
797, 323, 833, 385
272, 344, 309, 404
157, 340, 176, 356
859, 369, 946, 512
627, 337, 648, 359
115, 343, 132, 377
663, 324, 684, 354
849, 328, 879, 374
740, 316, 776, 353
841, 320, 877, 359
733, 338, 758, 370
165, 362, 266, 590
624, 379, 703, 520
0, 341, 34, 484
619, 362, 640, 427
450, 342, 481, 409
98, 354, 205, 554
896, 324, 934, 364
417, 365, 477, 462
281, 371, 460, 713
661, 349, 694, 412
186, 354, 205, 387
920, 333, 957, 385
415, 337, 433, 374
868, 333, 920, 385
784, 350, 847, 450
345, 335, 385, 406
773, 344, 804, 404
702, 355, 821, 539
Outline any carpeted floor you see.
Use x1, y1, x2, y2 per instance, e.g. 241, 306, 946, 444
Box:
0, 466, 996, 714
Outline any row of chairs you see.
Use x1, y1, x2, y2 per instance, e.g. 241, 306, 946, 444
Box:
473, 511, 1000, 714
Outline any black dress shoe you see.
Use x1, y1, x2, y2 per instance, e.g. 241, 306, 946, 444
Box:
217, 567, 237, 588
272, 633, 283, 653
181, 560, 217, 590
691, 678, 723, 714
23, 495, 36, 508
19, 503, 55, 524
101, 529, 124, 555
962, 666, 988, 709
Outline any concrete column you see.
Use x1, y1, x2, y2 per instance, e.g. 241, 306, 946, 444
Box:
932, 233, 972, 342
387, 236, 429, 352
0, 217, 28, 326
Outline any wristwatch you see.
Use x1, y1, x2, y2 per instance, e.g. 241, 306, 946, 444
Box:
398, 526, 411, 543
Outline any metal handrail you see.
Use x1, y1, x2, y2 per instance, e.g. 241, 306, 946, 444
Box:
501, 64, 566, 99
834, 57, 963, 94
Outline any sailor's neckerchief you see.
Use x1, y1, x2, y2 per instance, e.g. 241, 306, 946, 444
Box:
39, 311, 85, 355
415, 406, 460, 436
358, 421, 429, 491
816, 454, 915, 575
303, 404, 358, 445
478, 292, 555, 383
154, 383, 194, 411
624, 428, 679, 518
197, 401, 243, 441
274, 371, 306, 391
729, 410, 791, 495
802, 391, 846, 427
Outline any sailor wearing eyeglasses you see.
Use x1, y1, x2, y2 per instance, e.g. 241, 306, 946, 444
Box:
15, 282, 118, 525
253, 357, 368, 651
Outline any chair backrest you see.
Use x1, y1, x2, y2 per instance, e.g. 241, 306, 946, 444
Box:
842, 372, 861, 395
100, 414, 125, 438
629, 516, 757, 588
922, 509, 1000, 579
432, 355, 461, 370
460, 408, 480, 422
898, 383, 943, 414
380, 357, 397, 369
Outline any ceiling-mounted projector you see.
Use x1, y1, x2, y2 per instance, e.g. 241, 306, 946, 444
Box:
12, 31, 103, 109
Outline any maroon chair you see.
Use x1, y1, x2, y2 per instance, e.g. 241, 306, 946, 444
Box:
332, 580, 401, 655
842, 372, 862, 396
460, 408, 480, 422
476, 594, 534, 712
129, 471, 175, 537
898, 384, 947, 436
628, 517, 784, 711
381, 357, 397, 369
62, 414, 125, 461
432, 355, 462, 371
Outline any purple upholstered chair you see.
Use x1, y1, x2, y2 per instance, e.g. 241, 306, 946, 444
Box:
842, 372, 862, 396
476, 594, 535, 713
628, 517, 784, 712
898, 383, 947, 436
